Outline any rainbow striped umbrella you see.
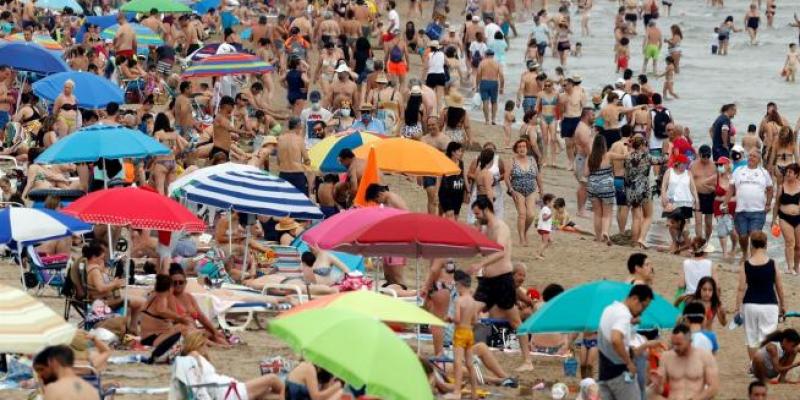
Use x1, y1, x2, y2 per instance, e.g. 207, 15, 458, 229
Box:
6, 33, 63, 52
181, 52, 273, 78
0, 284, 76, 354
100, 23, 164, 55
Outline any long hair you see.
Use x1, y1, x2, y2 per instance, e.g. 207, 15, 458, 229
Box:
477, 148, 495, 169
692, 276, 721, 311
778, 126, 794, 147
761, 328, 800, 348
587, 135, 608, 172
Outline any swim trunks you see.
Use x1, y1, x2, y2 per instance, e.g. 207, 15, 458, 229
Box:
479, 80, 499, 103
644, 44, 660, 60
474, 272, 516, 310
453, 326, 475, 349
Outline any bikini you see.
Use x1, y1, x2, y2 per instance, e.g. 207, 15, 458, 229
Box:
778, 187, 800, 227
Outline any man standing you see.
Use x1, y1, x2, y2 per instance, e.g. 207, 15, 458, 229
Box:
642, 21, 662, 74
574, 107, 594, 217
33, 346, 100, 400
469, 197, 532, 372
326, 64, 359, 114
113, 13, 137, 60
560, 75, 588, 172
724, 149, 773, 260
277, 117, 311, 195
173, 81, 196, 138
516, 61, 541, 115
711, 104, 736, 160
692, 145, 717, 244
597, 285, 654, 400
651, 324, 719, 400
476, 48, 504, 125
338, 148, 367, 199
299, 91, 332, 147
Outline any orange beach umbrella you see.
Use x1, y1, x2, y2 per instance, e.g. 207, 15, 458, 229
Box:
353, 137, 459, 176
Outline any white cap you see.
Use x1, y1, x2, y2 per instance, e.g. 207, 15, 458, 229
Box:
615, 78, 625, 87
732, 144, 745, 153
335, 64, 350, 73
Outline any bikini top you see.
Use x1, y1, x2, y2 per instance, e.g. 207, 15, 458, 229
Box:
780, 188, 800, 205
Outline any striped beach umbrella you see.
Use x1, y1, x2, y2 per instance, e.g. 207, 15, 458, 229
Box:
181, 52, 273, 78
0, 284, 77, 354
309, 132, 382, 173
6, 33, 63, 52
100, 23, 164, 55
181, 170, 323, 220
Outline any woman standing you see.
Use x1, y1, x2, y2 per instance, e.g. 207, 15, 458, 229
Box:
585, 135, 615, 244
281, 57, 309, 116
536, 80, 559, 168
661, 154, 699, 253
439, 142, 468, 220
440, 93, 472, 146
718, 16, 741, 56
625, 135, 659, 249
506, 139, 543, 246
771, 163, 800, 275
402, 85, 425, 139
555, 21, 571, 67
599, 92, 644, 148
665, 25, 683, 73
767, 127, 798, 187
713, 157, 738, 259
152, 113, 186, 196
744, 3, 761, 46
678, 238, 717, 294
467, 143, 507, 224
736, 231, 786, 359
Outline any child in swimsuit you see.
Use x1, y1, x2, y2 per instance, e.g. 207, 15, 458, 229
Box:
502, 100, 515, 148
450, 270, 480, 400
615, 37, 630, 73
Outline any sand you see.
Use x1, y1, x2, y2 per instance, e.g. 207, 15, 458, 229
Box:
5, 0, 800, 398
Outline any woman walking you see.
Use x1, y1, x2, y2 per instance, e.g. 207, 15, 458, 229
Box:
585, 135, 615, 245
506, 139, 543, 246
771, 163, 800, 274
625, 135, 660, 249
439, 142, 468, 220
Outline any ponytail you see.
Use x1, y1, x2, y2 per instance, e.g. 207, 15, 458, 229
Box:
761, 328, 800, 348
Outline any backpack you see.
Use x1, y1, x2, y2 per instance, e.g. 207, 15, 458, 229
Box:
652, 106, 672, 139
471, 49, 483, 68
389, 44, 403, 63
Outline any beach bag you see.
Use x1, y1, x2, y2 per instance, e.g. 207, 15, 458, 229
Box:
389, 44, 403, 63
336, 272, 374, 291
652, 106, 671, 139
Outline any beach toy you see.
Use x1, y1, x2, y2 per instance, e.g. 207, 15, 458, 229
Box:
551, 382, 569, 399
772, 223, 782, 238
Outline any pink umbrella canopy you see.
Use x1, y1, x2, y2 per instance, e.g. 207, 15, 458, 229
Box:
302, 206, 408, 249
330, 212, 503, 258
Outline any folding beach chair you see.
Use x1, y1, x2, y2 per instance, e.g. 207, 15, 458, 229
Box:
76, 364, 117, 400
63, 257, 90, 325
25, 245, 69, 296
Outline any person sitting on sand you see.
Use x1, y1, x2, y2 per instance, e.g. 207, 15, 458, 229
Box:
750, 328, 800, 383
169, 264, 229, 346
69, 330, 113, 374
33, 345, 100, 400
285, 361, 343, 399
140, 274, 192, 347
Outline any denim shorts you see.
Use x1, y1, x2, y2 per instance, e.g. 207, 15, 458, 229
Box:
717, 214, 734, 237
734, 211, 766, 236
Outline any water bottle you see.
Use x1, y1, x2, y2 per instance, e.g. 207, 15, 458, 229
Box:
728, 312, 744, 330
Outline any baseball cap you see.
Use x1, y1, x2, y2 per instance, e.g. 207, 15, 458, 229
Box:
715, 156, 731, 165
615, 78, 625, 87
673, 154, 690, 165
698, 144, 711, 157
731, 144, 745, 154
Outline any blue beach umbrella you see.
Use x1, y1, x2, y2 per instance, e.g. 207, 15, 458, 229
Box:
35, 124, 170, 164
32, 72, 124, 109
518, 280, 680, 334
0, 42, 69, 75
101, 23, 164, 56
31, 0, 83, 13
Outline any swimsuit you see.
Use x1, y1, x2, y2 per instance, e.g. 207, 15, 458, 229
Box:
779, 188, 800, 227
540, 96, 558, 124
747, 16, 760, 31
510, 156, 538, 197
453, 326, 475, 349
644, 44, 660, 60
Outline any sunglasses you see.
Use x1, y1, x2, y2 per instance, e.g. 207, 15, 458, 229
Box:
172, 279, 186, 286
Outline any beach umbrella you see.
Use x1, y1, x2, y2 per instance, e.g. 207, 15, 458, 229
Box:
187, 42, 244, 61
309, 132, 381, 173
168, 162, 260, 197
180, 170, 323, 220
303, 207, 408, 249
331, 212, 503, 258
281, 291, 444, 326
181, 52, 273, 78
353, 137, 460, 176
517, 281, 680, 334
0, 42, 69, 75
100, 23, 164, 55
32, 72, 124, 109
120, 0, 192, 13
0, 284, 77, 354
29, 0, 83, 13
191, 0, 219, 14
0, 208, 92, 284
5, 34, 63, 52
269, 308, 433, 400
35, 124, 170, 164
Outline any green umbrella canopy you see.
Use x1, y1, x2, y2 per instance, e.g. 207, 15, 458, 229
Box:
518, 280, 680, 334
269, 308, 433, 400
120, 0, 192, 13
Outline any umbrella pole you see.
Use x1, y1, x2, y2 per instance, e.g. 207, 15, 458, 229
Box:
123, 227, 131, 316
16, 243, 25, 290
103, 159, 113, 259
241, 223, 251, 282
228, 212, 232, 256
416, 257, 421, 355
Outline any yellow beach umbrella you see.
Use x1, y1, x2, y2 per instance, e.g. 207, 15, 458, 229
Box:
0, 284, 76, 354
353, 137, 460, 176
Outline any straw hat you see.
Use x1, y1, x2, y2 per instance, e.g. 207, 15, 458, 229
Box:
262, 135, 278, 145
69, 330, 90, 360
445, 92, 464, 108
276, 217, 301, 232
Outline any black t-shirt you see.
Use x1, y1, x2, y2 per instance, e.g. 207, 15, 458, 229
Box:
711, 114, 731, 151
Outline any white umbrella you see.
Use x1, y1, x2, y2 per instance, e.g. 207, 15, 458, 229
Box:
0, 284, 76, 354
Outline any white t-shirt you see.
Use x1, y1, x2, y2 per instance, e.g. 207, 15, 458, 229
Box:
468, 41, 487, 58
598, 301, 633, 364
387, 9, 400, 32
691, 331, 714, 352
484, 23, 501, 42
683, 258, 712, 293
732, 166, 772, 212
427, 50, 446, 74
537, 206, 553, 232
299, 106, 333, 147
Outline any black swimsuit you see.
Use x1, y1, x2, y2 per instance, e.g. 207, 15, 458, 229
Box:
779, 187, 800, 227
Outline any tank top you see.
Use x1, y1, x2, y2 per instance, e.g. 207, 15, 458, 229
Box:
667, 169, 693, 207
742, 259, 778, 305
286, 69, 306, 99
682, 258, 712, 293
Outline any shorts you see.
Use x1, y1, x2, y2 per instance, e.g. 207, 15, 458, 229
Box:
537, 229, 551, 236
644, 44, 660, 60
288, 92, 307, 105
387, 60, 408, 76
210, 146, 228, 160
474, 272, 516, 311
698, 192, 715, 215
0, 110, 9, 131
717, 214, 734, 237
438, 189, 465, 214
522, 96, 537, 114
422, 176, 437, 188
575, 154, 587, 183
614, 176, 627, 206
743, 303, 779, 348
624, 13, 638, 23
649, 148, 663, 158
734, 211, 766, 236
601, 129, 621, 148
479, 80, 499, 103
426, 73, 447, 88
712, 146, 729, 161
582, 338, 598, 349
664, 206, 693, 221
279, 171, 309, 195
453, 326, 475, 349
560, 117, 580, 138
643, 13, 657, 26
536, 43, 547, 56
557, 41, 570, 52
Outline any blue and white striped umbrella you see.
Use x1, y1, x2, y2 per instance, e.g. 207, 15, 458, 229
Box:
182, 171, 323, 220
0, 208, 91, 245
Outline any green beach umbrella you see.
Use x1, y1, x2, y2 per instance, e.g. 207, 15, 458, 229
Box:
269, 308, 433, 400
518, 280, 680, 334
120, 0, 192, 13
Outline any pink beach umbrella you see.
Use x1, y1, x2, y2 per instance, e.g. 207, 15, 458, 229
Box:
302, 206, 408, 249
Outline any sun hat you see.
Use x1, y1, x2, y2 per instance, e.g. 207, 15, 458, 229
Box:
445, 92, 464, 108
276, 217, 301, 232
